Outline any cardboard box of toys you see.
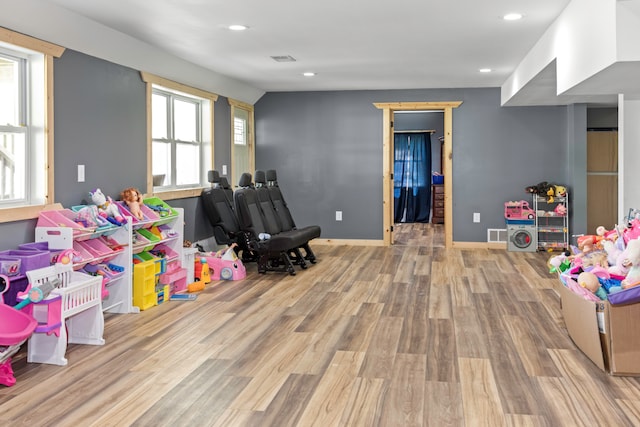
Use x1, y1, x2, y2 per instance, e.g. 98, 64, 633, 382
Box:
558, 279, 640, 376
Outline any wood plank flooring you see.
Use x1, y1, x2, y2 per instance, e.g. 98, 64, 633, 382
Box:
2, 223, 640, 426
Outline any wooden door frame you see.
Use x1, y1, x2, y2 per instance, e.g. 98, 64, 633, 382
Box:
374, 101, 462, 249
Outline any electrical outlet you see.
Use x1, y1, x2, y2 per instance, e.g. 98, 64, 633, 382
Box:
473, 212, 480, 223
77, 164, 85, 182
336, 211, 342, 221
222, 164, 227, 175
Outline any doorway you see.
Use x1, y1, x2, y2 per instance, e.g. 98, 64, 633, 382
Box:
374, 102, 462, 248
587, 129, 618, 232
393, 111, 444, 224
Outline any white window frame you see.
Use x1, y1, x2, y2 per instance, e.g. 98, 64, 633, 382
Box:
229, 98, 254, 189
141, 72, 217, 200
0, 28, 64, 223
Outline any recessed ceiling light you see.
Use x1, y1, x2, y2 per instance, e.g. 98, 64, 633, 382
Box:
479, 68, 492, 73
303, 72, 316, 77
503, 13, 523, 21
229, 24, 248, 31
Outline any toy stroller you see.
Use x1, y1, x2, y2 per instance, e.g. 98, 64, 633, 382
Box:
0, 274, 38, 387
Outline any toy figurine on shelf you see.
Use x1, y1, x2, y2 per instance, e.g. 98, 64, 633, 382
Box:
120, 187, 144, 221
89, 188, 125, 226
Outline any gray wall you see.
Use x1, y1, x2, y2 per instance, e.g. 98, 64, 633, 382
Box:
255, 88, 575, 242
0, 50, 591, 249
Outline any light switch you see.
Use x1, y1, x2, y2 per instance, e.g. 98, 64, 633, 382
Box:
78, 164, 85, 182
336, 211, 342, 221
222, 165, 227, 175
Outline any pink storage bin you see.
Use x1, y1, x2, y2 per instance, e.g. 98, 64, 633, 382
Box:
150, 244, 179, 262
36, 209, 93, 240
118, 202, 159, 229
71, 242, 93, 269
77, 239, 122, 264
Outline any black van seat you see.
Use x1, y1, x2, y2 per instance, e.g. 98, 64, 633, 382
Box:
234, 173, 315, 274
200, 170, 255, 262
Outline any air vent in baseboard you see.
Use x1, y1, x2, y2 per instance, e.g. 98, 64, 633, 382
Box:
487, 228, 507, 243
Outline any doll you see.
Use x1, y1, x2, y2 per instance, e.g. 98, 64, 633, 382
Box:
577, 271, 608, 300
120, 187, 144, 221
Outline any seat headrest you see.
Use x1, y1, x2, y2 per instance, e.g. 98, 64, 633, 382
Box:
254, 170, 266, 187
266, 170, 277, 182
207, 170, 220, 184
238, 173, 253, 188
219, 176, 231, 190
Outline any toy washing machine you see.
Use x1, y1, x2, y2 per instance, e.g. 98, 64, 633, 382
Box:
507, 222, 537, 252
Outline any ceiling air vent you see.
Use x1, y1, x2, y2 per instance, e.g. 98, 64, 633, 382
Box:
271, 55, 296, 62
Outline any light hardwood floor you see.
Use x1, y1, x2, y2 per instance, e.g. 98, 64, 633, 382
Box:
2, 223, 640, 426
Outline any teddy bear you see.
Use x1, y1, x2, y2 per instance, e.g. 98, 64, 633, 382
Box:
89, 188, 125, 226
120, 187, 144, 221
621, 238, 640, 289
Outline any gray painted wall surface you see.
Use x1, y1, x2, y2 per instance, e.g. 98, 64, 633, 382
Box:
0, 50, 591, 249
255, 88, 574, 242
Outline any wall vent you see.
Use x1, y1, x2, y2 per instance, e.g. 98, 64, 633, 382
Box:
487, 228, 507, 243
271, 55, 296, 62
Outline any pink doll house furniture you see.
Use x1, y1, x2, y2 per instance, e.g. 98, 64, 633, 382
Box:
18, 264, 104, 366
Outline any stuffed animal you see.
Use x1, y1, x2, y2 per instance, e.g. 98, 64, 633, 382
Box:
553, 185, 567, 198
621, 239, 640, 289
120, 187, 144, 221
554, 204, 567, 216
602, 239, 622, 266
578, 271, 608, 300
609, 238, 635, 277
548, 251, 571, 273
525, 181, 552, 197
89, 188, 125, 226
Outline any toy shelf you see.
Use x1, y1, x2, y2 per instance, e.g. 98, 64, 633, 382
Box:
534, 194, 569, 251
35, 221, 136, 314
34, 203, 184, 314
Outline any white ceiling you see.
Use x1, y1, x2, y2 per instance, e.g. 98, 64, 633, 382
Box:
48, 0, 575, 96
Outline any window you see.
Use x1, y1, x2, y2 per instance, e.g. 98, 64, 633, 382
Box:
0, 52, 27, 204
229, 99, 254, 188
152, 89, 203, 188
141, 72, 216, 199
0, 28, 64, 222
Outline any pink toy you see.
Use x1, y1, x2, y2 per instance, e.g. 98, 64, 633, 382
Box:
554, 204, 567, 216
0, 274, 38, 387
624, 219, 640, 244
203, 244, 246, 281
622, 239, 640, 289
504, 200, 535, 220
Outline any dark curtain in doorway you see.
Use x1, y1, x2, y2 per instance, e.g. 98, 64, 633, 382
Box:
394, 132, 432, 223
